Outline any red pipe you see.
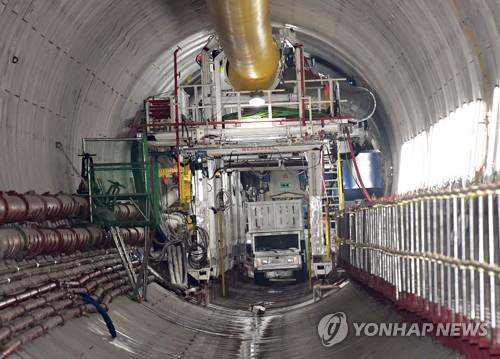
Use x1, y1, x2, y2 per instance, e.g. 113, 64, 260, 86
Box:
173, 47, 181, 148
173, 47, 182, 197
0, 226, 144, 259
0, 192, 89, 226
344, 127, 373, 203
297, 44, 306, 126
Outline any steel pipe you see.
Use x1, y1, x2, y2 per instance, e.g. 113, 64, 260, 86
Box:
0, 192, 89, 225
0, 226, 144, 259
113, 203, 140, 220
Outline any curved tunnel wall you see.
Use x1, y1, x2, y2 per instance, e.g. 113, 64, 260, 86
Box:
0, 0, 499, 194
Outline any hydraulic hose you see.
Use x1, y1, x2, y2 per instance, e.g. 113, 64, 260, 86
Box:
80, 293, 117, 338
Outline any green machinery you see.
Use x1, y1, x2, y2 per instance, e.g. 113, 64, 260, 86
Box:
82, 135, 163, 300
83, 136, 157, 227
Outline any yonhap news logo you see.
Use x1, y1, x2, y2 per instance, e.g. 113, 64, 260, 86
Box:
317, 312, 487, 347
317, 312, 349, 347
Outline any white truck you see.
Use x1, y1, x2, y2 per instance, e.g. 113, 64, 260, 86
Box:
245, 200, 306, 283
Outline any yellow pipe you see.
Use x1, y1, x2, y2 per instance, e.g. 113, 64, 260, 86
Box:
206, 0, 280, 91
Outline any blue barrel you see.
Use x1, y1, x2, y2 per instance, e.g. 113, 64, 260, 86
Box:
342, 150, 384, 201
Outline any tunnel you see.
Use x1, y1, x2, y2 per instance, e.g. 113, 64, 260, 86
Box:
1, 0, 500, 358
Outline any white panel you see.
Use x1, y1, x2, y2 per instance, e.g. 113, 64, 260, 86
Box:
247, 200, 303, 233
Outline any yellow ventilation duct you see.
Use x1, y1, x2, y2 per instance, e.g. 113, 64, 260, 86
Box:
206, 0, 280, 91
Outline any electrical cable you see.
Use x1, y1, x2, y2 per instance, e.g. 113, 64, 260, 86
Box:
80, 293, 117, 338
203, 167, 224, 180
186, 226, 209, 270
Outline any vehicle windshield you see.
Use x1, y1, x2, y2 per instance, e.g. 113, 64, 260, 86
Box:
254, 233, 299, 252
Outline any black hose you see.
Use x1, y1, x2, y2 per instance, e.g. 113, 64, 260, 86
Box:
80, 293, 117, 338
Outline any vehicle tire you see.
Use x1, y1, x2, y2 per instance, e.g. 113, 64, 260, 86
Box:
254, 272, 266, 285
293, 269, 306, 283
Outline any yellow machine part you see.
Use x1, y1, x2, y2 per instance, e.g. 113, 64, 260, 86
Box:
180, 165, 192, 206
159, 166, 192, 206
159, 167, 177, 177
206, 0, 280, 91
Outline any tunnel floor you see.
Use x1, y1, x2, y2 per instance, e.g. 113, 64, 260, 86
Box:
13, 278, 460, 359
209, 276, 319, 311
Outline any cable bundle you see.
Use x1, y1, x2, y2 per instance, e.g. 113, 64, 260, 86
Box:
186, 226, 209, 270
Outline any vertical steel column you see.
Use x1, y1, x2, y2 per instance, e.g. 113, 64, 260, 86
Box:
363, 209, 367, 272
415, 199, 421, 305
410, 200, 416, 305
214, 52, 224, 124
453, 196, 459, 319
418, 198, 424, 308
298, 45, 306, 127
488, 192, 496, 334
395, 204, 402, 300
356, 211, 360, 269
173, 48, 182, 197
460, 195, 467, 318
350, 212, 355, 266
404, 202, 410, 305
329, 79, 334, 117
425, 198, 431, 314
439, 196, 445, 318
445, 197, 452, 319
432, 198, 438, 316
216, 209, 226, 297
388, 206, 394, 293
307, 149, 326, 277
469, 195, 476, 321
478, 195, 485, 322
353, 212, 357, 268
378, 207, 382, 280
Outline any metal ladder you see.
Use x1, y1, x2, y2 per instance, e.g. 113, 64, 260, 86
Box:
323, 148, 340, 231
110, 226, 138, 290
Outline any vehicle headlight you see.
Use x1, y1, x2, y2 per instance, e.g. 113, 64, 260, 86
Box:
261, 259, 269, 265
287, 258, 294, 263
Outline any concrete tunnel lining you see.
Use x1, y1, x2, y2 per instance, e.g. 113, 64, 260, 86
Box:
1, 1, 499, 193
1, 0, 500, 357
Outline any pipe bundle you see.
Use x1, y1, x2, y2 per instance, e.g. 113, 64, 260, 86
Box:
0, 251, 152, 358
0, 226, 145, 259
0, 192, 89, 225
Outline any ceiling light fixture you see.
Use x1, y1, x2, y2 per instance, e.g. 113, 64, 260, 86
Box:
249, 92, 265, 107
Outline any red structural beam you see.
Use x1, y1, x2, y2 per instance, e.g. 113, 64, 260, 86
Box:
173, 47, 182, 196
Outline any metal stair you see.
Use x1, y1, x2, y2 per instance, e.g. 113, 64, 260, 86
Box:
110, 226, 138, 290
